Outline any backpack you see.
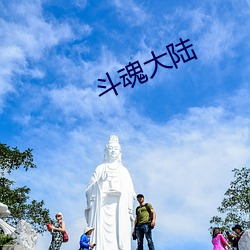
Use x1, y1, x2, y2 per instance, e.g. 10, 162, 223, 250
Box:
136, 203, 154, 229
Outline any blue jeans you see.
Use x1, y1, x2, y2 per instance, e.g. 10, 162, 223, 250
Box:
136, 223, 155, 250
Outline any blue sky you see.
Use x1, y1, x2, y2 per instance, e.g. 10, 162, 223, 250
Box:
0, 0, 250, 249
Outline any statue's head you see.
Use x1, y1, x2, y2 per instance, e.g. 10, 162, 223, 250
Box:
104, 135, 122, 163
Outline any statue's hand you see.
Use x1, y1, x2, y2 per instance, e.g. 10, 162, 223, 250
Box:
88, 201, 93, 208
129, 213, 135, 222
86, 195, 95, 209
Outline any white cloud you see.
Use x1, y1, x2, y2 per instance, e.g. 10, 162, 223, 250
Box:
2, 1, 250, 250
73, 0, 88, 9
218, 83, 250, 115
112, 0, 148, 26
42, 45, 124, 89
81, 46, 125, 85
0, 1, 74, 110
197, 20, 236, 62
0, 2, 73, 58
48, 84, 127, 119
10, 95, 250, 249
154, 5, 246, 64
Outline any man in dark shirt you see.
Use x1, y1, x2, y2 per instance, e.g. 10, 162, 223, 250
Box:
133, 194, 156, 250
230, 224, 244, 250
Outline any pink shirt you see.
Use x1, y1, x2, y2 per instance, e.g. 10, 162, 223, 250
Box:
212, 234, 227, 250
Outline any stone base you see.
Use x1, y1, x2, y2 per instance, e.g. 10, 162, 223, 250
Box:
1, 245, 26, 250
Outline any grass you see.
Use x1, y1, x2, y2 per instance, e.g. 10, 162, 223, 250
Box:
0, 234, 14, 247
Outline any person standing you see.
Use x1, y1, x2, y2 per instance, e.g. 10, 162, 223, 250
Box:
133, 194, 156, 250
79, 227, 96, 250
211, 227, 232, 250
49, 212, 66, 250
231, 225, 244, 250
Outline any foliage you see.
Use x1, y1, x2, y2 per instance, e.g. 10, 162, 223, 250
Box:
210, 167, 250, 233
0, 234, 14, 246
0, 144, 36, 176
0, 143, 52, 233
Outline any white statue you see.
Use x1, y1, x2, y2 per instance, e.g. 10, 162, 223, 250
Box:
13, 220, 38, 250
0, 202, 15, 235
239, 229, 250, 250
85, 135, 136, 250
0, 203, 38, 250
0, 202, 11, 218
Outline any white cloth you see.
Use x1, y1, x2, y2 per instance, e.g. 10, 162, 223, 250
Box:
85, 163, 135, 250
0, 218, 15, 235
238, 229, 250, 250
0, 202, 15, 235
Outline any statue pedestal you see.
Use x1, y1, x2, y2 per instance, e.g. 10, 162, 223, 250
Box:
1, 245, 26, 250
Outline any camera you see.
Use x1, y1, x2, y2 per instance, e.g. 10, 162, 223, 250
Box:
132, 231, 137, 240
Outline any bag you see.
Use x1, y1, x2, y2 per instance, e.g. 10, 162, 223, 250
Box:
145, 203, 154, 229
46, 224, 52, 232
62, 231, 69, 242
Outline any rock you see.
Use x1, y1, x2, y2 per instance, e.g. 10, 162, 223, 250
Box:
238, 229, 250, 250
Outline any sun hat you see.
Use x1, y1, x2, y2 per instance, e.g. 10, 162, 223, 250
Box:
84, 227, 95, 234
55, 212, 63, 218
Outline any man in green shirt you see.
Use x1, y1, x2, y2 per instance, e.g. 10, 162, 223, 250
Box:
133, 194, 156, 250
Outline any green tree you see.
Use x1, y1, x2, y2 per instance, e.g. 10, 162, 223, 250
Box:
210, 167, 250, 232
0, 143, 52, 233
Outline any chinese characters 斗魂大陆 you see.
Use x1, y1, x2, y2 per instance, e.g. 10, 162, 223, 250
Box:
97, 38, 197, 97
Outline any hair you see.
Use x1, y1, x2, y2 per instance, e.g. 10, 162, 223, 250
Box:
137, 194, 144, 198
212, 227, 220, 238
232, 225, 243, 232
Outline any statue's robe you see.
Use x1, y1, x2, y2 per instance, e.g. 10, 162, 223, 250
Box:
85, 163, 135, 250
239, 229, 250, 250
